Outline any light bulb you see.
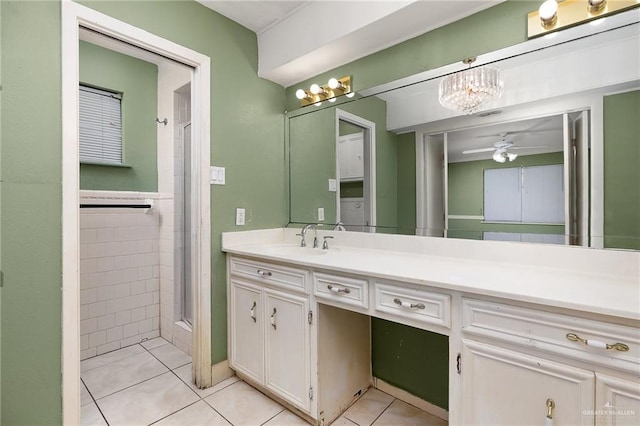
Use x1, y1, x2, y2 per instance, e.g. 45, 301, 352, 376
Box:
310, 84, 322, 95
295, 89, 308, 100
588, 0, 606, 13
345, 92, 355, 98
328, 78, 341, 90
493, 150, 507, 163
507, 153, 518, 162
539, 0, 558, 27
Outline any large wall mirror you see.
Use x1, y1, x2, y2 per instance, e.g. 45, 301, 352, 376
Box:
287, 10, 639, 250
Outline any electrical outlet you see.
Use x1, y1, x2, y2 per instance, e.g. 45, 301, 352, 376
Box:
328, 179, 337, 192
318, 207, 325, 221
235, 208, 245, 226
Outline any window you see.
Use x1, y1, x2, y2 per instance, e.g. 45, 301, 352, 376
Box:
79, 85, 122, 164
484, 164, 564, 224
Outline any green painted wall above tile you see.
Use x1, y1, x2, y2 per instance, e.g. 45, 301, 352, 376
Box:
79, 41, 158, 192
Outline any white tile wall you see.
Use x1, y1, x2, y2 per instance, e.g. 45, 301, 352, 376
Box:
80, 193, 161, 360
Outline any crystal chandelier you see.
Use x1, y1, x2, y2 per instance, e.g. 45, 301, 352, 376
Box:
438, 59, 504, 114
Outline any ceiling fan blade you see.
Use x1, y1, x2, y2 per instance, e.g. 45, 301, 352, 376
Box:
510, 145, 549, 150
463, 147, 496, 154
475, 129, 558, 138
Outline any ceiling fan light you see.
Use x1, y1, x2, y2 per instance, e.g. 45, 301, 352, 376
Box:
493, 150, 507, 163
507, 152, 518, 162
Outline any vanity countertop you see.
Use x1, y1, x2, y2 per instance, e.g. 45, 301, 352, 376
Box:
222, 228, 640, 321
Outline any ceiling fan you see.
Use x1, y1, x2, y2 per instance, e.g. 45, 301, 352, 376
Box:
462, 133, 548, 163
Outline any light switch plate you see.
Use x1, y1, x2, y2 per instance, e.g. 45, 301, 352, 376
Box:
210, 166, 226, 185
235, 208, 245, 226
318, 207, 325, 221
328, 179, 337, 192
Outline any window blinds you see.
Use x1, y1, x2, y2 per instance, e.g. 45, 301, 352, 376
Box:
79, 85, 122, 164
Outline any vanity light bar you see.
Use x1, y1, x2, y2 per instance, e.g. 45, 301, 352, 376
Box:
527, 0, 640, 38
296, 76, 352, 107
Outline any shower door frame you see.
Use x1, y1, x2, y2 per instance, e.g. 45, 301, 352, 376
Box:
61, 2, 212, 423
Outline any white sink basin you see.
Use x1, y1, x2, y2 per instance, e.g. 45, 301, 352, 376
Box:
266, 244, 333, 257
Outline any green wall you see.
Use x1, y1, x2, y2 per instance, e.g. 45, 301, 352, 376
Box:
447, 152, 565, 239
372, 319, 449, 410
1, 0, 285, 423
604, 90, 640, 250
396, 132, 416, 234
79, 41, 158, 192
1, 1, 63, 423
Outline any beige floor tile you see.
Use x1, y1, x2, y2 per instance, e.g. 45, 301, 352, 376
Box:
141, 336, 170, 350
204, 381, 284, 426
81, 344, 145, 373
342, 388, 394, 426
372, 399, 447, 426
330, 416, 359, 426
82, 351, 168, 399
97, 372, 199, 425
81, 401, 107, 426
154, 400, 231, 426
174, 363, 239, 398
150, 341, 191, 369
81, 380, 93, 406
263, 409, 309, 425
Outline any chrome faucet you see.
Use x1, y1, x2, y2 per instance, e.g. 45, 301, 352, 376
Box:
298, 224, 319, 248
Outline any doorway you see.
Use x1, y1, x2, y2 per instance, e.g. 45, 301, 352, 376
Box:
62, 3, 211, 422
335, 109, 376, 231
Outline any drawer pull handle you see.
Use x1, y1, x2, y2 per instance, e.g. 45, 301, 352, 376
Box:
257, 269, 272, 278
566, 333, 629, 352
270, 307, 277, 330
393, 298, 425, 310
545, 398, 555, 426
327, 284, 350, 294
250, 301, 257, 323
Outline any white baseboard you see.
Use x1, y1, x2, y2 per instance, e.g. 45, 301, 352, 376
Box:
373, 377, 448, 421
211, 359, 234, 385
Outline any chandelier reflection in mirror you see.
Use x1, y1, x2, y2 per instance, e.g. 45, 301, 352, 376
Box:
438, 58, 504, 114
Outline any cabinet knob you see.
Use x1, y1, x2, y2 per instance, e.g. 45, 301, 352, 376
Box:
566, 333, 629, 352
327, 284, 350, 294
393, 298, 425, 310
257, 269, 272, 278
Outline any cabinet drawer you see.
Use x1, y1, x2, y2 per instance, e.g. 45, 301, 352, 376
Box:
229, 256, 309, 293
462, 299, 640, 374
373, 281, 451, 329
314, 272, 369, 311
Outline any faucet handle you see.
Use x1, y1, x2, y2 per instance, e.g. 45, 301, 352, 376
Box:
322, 236, 334, 250
296, 233, 306, 247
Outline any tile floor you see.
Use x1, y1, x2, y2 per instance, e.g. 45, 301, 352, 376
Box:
81, 338, 447, 425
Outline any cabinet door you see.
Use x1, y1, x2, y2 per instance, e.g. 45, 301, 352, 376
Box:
596, 373, 640, 426
264, 289, 311, 412
461, 339, 595, 426
229, 280, 264, 383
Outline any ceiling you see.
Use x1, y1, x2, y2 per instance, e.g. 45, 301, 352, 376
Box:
197, 0, 504, 87
446, 115, 564, 163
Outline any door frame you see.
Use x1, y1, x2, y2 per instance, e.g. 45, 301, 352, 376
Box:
62, 2, 211, 423
335, 109, 376, 230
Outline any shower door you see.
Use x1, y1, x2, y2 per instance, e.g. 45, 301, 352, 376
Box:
182, 122, 192, 325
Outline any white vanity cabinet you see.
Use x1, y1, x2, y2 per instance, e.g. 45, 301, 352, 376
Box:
228, 257, 313, 414
460, 299, 640, 426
